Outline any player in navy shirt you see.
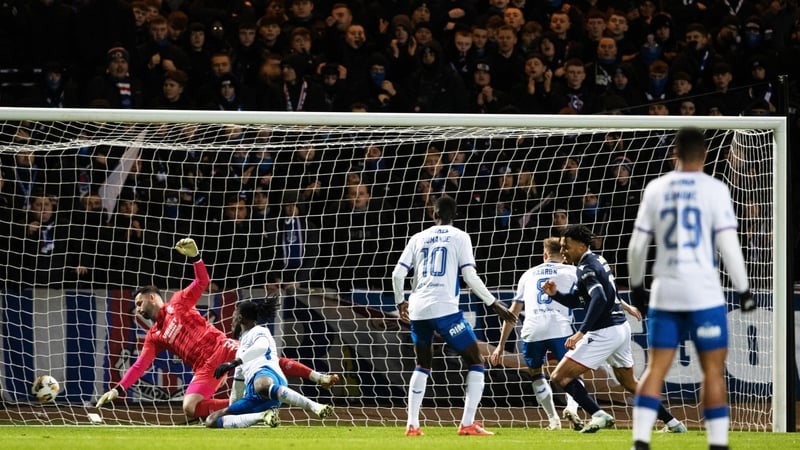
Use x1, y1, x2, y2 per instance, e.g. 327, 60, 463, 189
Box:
543, 225, 684, 433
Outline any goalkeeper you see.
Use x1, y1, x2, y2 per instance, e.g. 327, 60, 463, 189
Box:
95, 237, 338, 420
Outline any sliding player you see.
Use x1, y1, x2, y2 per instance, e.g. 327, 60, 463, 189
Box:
95, 237, 338, 421
205, 298, 333, 428
489, 237, 583, 430
628, 127, 755, 450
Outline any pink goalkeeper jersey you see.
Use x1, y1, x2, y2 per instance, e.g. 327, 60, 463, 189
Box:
119, 260, 224, 389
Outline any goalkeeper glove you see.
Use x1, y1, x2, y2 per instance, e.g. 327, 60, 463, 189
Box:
175, 237, 201, 262
95, 385, 123, 408
630, 285, 649, 317
214, 359, 242, 379
739, 289, 756, 312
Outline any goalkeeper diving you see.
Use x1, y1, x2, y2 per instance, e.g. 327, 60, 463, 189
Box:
95, 237, 338, 421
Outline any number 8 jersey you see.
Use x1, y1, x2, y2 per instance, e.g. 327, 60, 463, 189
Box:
396, 225, 476, 321
633, 170, 739, 311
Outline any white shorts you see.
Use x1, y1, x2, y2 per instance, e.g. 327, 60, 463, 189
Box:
566, 321, 633, 370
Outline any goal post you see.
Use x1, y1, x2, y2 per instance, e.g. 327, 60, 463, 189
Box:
0, 107, 789, 431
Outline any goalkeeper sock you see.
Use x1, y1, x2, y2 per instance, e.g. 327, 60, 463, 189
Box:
219, 412, 263, 428
704, 405, 730, 447
193, 398, 228, 419
632, 394, 660, 443
270, 385, 318, 413
279, 357, 312, 380
407, 367, 429, 428
563, 378, 600, 415
532, 377, 557, 420
460, 365, 485, 427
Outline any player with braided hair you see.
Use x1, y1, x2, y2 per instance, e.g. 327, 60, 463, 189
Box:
206, 298, 333, 428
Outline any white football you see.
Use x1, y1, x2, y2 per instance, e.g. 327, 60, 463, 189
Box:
32, 375, 60, 403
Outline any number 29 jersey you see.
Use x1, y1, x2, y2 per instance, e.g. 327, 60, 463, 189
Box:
396, 225, 476, 321
633, 170, 739, 311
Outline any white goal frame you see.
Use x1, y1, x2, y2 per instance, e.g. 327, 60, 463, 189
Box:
0, 107, 790, 431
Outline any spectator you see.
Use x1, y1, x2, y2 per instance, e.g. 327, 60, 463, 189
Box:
745, 55, 777, 114
671, 23, 723, 94
318, 62, 349, 111
386, 14, 417, 81
488, 24, 525, 89
580, 9, 608, 61
231, 21, 264, 89
550, 58, 596, 114
406, 42, 468, 113
61, 191, 108, 290
650, 12, 679, 64
285, 0, 317, 34
510, 52, 553, 114
518, 20, 543, 55
413, 21, 436, 49
601, 155, 641, 284
262, 191, 321, 294
184, 22, 213, 99
166, 10, 189, 47
609, 63, 645, 111
149, 69, 194, 108
605, 10, 638, 63
330, 182, 393, 292
209, 194, 261, 292
85, 47, 145, 108
131, 1, 150, 46
208, 72, 252, 110
135, 14, 190, 98
446, 27, 476, 84
271, 53, 326, 111
103, 190, 154, 288
20, 61, 79, 108
643, 59, 669, 104
547, 10, 583, 70
470, 23, 493, 60
704, 61, 748, 116
677, 98, 698, 116
467, 60, 511, 113
257, 14, 289, 56
322, 2, 354, 58
18, 192, 67, 288
363, 53, 407, 112
588, 36, 620, 96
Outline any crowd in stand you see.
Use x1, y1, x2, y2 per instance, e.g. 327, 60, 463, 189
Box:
0, 0, 792, 295
0, 0, 797, 115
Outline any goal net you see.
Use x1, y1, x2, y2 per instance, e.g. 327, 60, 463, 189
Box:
0, 109, 788, 431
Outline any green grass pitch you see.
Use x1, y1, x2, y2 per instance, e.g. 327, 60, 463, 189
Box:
2, 426, 799, 450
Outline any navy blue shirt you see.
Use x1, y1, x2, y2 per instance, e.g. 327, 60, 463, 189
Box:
552, 251, 627, 333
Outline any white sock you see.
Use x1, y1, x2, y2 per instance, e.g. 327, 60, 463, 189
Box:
632, 406, 659, 443
460, 368, 485, 427
274, 385, 319, 413
407, 369, 429, 428
219, 412, 263, 428
706, 416, 729, 446
565, 393, 579, 414
666, 418, 681, 427
532, 378, 557, 420
308, 371, 323, 383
